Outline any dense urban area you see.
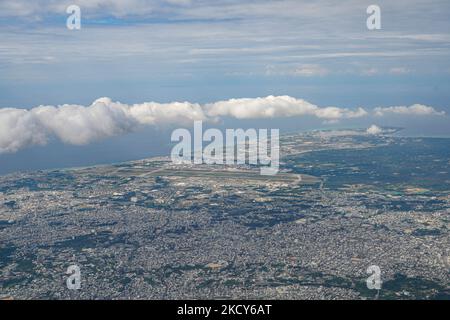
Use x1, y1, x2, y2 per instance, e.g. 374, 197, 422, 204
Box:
0, 129, 449, 299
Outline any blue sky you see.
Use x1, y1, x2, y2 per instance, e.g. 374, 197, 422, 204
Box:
0, 0, 449, 173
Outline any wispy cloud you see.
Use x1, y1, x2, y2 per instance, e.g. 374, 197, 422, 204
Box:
292, 64, 329, 77
374, 104, 446, 116
264, 64, 329, 77
374, 104, 445, 117
388, 67, 411, 75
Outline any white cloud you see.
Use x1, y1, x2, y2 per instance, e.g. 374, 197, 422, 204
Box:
205, 96, 367, 120
366, 124, 383, 135
374, 104, 446, 116
0, 95, 366, 153
0, 108, 48, 153
1, 96, 446, 154
0, 97, 206, 153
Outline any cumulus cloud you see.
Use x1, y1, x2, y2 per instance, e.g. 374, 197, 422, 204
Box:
0, 96, 446, 154
366, 124, 383, 135
0, 97, 206, 153
374, 104, 445, 117
0, 108, 48, 153
205, 95, 367, 120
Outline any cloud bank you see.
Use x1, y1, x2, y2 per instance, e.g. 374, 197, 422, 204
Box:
0, 96, 445, 154
0, 97, 205, 153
